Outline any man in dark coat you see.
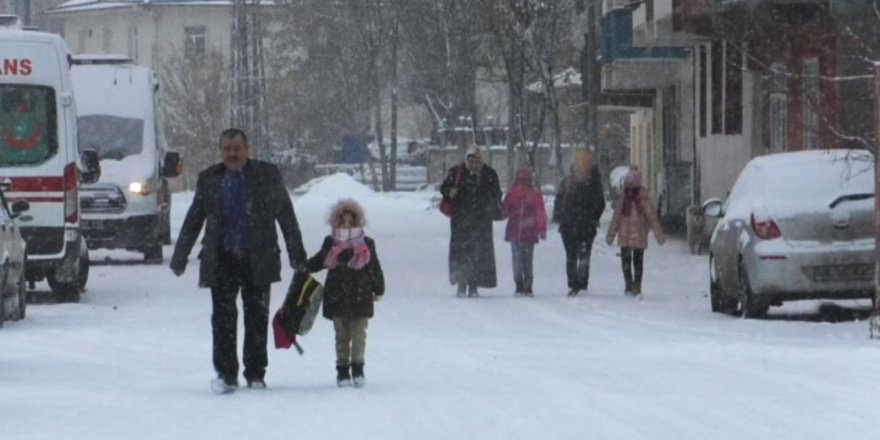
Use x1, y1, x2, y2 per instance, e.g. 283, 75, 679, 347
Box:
440, 145, 503, 298
170, 128, 307, 393
552, 150, 606, 297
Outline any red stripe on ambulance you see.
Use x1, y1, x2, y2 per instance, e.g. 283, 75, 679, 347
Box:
5, 176, 64, 192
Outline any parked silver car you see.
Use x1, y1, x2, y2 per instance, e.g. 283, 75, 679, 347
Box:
703, 149, 875, 318
0, 188, 29, 327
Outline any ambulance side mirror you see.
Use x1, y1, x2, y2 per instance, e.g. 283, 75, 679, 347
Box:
81, 149, 101, 184
163, 151, 182, 178
10, 200, 29, 219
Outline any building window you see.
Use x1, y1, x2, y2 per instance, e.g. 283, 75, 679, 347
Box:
127, 27, 139, 62
705, 41, 743, 136
802, 57, 820, 150
724, 43, 743, 134
769, 63, 788, 153
699, 45, 707, 137
711, 41, 723, 134
184, 26, 207, 58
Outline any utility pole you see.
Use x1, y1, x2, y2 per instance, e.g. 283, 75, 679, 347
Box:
230, 0, 268, 160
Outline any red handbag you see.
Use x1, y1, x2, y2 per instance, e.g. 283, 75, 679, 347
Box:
439, 198, 453, 216
440, 166, 463, 217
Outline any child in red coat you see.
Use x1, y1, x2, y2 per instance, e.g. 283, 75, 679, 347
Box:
502, 168, 548, 296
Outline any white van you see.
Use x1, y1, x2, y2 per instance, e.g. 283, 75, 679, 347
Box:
0, 27, 100, 302
71, 55, 181, 263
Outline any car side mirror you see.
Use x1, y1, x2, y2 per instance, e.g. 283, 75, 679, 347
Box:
163, 151, 182, 178
10, 200, 29, 218
702, 198, 724, 218
81, 149, 101, 184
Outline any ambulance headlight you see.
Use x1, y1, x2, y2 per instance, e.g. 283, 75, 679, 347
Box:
128, 182, 147, 194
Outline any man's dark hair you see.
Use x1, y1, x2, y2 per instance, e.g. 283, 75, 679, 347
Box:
219, 128, 248, 146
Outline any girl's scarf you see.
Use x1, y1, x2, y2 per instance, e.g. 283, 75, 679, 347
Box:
622, 187, 644, 217
324, 227, 371, 270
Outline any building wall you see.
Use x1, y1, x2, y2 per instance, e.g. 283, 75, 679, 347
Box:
57, 6, 230, 70
749, 25, 840, 152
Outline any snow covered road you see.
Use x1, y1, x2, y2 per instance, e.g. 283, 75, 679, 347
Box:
2, 174, 879, 440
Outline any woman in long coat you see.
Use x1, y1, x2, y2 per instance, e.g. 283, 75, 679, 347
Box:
439, 145, 503, 298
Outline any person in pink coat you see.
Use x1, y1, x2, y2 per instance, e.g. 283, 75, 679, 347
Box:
605, 166, 666, 298
502, 168, 548, 297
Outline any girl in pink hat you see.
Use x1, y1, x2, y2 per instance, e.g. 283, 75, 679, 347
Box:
502, 167, 548, 296
605, 166, 665, 298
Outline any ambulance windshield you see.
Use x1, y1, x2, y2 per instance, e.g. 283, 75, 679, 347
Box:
0, 85, 58, 166
78, 115, 144, 161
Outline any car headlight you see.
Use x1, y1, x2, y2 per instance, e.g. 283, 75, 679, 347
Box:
129, 182, 148, 194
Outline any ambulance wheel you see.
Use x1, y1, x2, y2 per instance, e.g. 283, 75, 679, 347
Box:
77, 250, 90, 293
48, 276, 80, 303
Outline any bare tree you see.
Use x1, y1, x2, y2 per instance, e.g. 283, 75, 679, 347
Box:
162, 51, 230, 189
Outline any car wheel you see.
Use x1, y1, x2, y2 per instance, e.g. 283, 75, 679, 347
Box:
48, 274, 80, 303
738, 261, 768, 319
709, 256, 736, 314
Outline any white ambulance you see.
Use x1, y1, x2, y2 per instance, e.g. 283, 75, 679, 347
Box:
0, 26, 101, 302
71, 55, 181, 263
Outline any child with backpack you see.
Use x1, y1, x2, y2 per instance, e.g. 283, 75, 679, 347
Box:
502, 167, 548, 297
306, 198, 385, 387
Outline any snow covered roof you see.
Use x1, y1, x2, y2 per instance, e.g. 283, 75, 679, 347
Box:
49, 0, 274, 14
526, 67, 582, 93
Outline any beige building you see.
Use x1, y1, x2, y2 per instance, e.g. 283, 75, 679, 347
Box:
47, 0, 239, 70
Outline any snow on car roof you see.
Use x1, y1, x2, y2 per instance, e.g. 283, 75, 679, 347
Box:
727, 149, 875, 220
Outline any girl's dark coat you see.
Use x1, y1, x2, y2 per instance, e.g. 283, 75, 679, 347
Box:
307, 236, 385, 319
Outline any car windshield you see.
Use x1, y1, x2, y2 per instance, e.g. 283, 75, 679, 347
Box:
78, 115, 144, 160
0, 85, 58, 166
763, 158, 874, 204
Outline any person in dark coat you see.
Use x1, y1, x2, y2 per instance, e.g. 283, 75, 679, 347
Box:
439, 145, 503, 298
170, 128, 307, 393
306, 198, 384, 387
552, 149, 606, 297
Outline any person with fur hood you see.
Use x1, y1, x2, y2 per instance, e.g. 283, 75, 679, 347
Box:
306, 198, 385, 387
605, 166, 666, 298
502, 167, 548, 297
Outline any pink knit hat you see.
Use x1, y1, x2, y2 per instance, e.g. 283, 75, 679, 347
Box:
624, 166, 642, 188
514, 167, 533, 184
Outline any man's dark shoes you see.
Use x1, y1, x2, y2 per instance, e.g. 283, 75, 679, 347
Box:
211, 375, 239, 394
247, 379, 267, 389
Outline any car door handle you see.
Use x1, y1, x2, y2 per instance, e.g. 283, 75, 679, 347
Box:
0, 178, 11, 192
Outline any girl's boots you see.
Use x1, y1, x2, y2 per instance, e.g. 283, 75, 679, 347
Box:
523, 277, 534, 297
336, 364, 351, 387
351, 362, 366, 388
